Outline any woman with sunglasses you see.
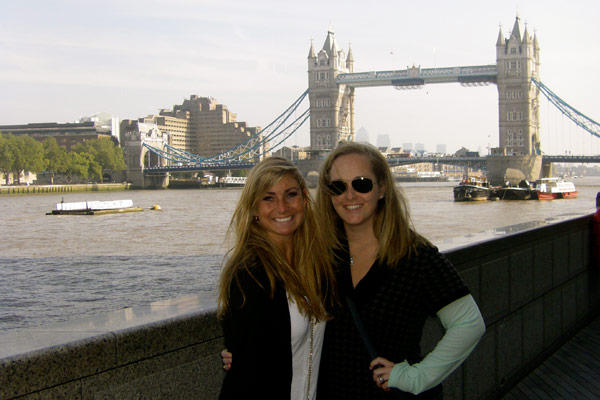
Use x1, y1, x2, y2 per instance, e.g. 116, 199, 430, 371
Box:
217, 157, 337, 399
315, 142, 485, 399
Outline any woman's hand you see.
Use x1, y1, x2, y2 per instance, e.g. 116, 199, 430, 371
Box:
369, 357, 395, 391
221, 349, 233, 371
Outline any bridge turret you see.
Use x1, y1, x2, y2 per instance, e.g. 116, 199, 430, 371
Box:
509, 15, 522, 43
308, 40, 316, 60
346, 43, 354, 72
331, 39, 338, 64
495, 15, 541, 158
307, 30, 354, 156
496, 26, 505, 50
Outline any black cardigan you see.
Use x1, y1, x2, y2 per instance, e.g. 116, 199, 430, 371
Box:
219, 265, 293, 399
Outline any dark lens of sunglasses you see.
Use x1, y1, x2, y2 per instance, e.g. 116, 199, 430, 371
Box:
328, 177, 373, 196
352, 177, 373, 193
328, 180, 347, 195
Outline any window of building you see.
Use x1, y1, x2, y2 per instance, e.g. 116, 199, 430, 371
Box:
317, 71, 329, 81
316, 97, 331, 108
316, 119, 331, 128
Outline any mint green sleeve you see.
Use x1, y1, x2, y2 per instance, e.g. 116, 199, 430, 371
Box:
387, 294, 485, 395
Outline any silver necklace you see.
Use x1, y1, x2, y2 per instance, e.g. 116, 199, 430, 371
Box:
305, 319, 315, 400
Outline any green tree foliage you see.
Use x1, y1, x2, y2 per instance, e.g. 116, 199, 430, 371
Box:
43, 138, 68, 184
64, 151, 90, 182
11, 135, 44, 184
73, 138, 126, 182
0, 134, 127, 184
0, 134, 17, 185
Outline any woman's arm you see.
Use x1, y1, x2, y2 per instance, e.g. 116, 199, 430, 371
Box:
371, 294, 485, 394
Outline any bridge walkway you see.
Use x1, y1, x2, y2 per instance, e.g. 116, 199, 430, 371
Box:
502, 314, 600, 399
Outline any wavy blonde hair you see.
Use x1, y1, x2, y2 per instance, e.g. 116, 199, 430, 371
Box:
218, 157, 336, 321
316, 142, 430, 266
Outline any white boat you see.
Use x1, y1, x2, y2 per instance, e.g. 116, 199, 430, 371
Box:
47, 199, 143, 215
534, 178, 578, 200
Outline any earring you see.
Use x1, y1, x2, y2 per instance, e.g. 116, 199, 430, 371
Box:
253, 216, 259, 222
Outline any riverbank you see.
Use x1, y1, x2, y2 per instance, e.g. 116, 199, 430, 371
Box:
0, 183, 131, 195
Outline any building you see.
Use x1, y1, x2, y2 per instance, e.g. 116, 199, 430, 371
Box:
129, 96, 262, 161
138, 113, 192, 152
78, 113, 120, 143
376, 134, 391, 148
0, 119, 115, 150
271, 146, 309, 161
307, 30, 354, 156
355, 127, 370, 143
436, 144, 448, 154
495, 16, 541, 156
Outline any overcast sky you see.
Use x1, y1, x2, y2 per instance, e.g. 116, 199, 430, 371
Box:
1, 0, 598, 154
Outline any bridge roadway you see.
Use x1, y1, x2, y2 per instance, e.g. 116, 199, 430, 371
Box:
143, 154, 600, 174
336, 64, 498, 87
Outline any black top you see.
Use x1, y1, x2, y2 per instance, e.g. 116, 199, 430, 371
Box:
219, 265, 293, 399
317, 244, 469, 399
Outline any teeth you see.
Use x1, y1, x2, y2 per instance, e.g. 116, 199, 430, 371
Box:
346, 205, 361, 210
275, 216, 292, 222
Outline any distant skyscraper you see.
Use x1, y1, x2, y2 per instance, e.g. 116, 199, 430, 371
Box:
415, 143, 425, 153
355, 127, 370, 143
402, 142, 413, 152
436, 144, 447, 154
376, 134, 390, 148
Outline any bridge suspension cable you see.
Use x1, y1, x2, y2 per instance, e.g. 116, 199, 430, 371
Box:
142, 89, 310, 168
532, 78, 600, 139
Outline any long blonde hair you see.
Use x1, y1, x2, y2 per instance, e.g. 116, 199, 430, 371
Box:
317, 142, 430, 266
218, 157, 335, 321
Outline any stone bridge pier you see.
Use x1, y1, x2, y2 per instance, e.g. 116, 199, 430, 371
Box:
294, 158, 325, 187
487, 154, 543, 185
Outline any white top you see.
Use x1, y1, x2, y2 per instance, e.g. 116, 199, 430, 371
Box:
288, 296, 326, 400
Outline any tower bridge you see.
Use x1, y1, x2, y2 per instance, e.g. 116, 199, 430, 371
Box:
307, 15, 546, 184
131, 15, 599, 188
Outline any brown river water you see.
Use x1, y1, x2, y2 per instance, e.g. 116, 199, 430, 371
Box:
0, 177, 598, 332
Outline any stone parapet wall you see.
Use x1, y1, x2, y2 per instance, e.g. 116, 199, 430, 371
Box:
437, 214, 599, 399
0, 216, 598, 399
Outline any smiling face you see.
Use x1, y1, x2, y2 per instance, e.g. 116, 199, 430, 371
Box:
328, 153, 384, 231
255, 174, 305, 248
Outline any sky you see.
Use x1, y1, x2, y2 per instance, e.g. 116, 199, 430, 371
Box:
1, 0, 599, 154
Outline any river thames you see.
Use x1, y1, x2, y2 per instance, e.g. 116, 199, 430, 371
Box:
1, 177, 598, 332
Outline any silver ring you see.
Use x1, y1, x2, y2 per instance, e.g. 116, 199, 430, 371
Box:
378, 376, 385, 384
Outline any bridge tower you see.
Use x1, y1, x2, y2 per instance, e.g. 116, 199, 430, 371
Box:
490, 15, 543, 183
307, 30, 354, 157
120, 120, 170, 189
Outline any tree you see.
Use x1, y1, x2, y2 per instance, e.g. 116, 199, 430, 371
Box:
73, 138, 126, 182
80, 151, 102, 182
11, 135, 44, 184
43, 138, 67, 185
0, 133, 16, 185
64, 151, 90, 182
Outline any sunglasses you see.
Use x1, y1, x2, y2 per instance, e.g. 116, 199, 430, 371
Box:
327, 177, 374, 196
